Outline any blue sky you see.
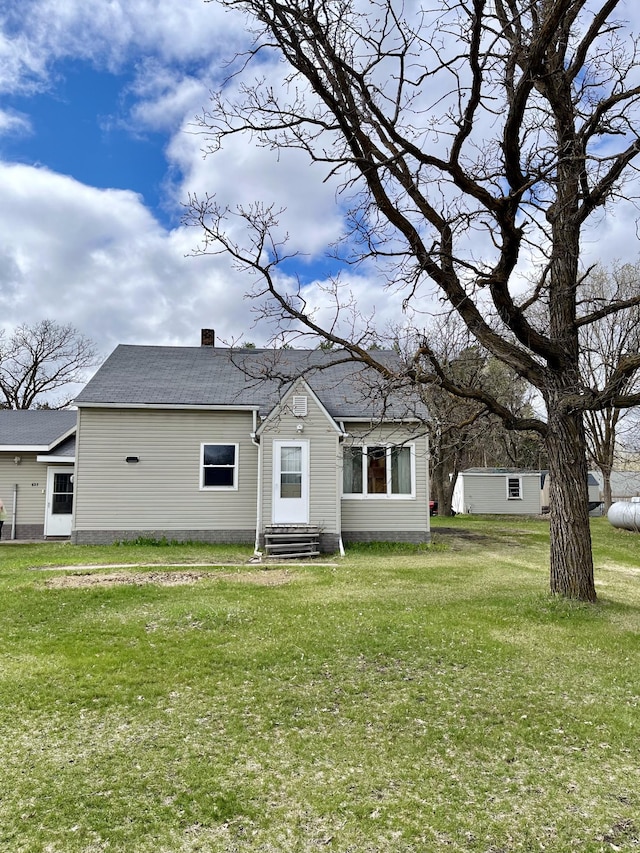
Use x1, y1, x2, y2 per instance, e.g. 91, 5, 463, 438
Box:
0, 0, 362, 360
1, 0, 639, 374
2, 64, 172, 219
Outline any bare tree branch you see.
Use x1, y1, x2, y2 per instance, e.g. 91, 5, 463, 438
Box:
0, 321, 99, 409
188, 0, 640, 600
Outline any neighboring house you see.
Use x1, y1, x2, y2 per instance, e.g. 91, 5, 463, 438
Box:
69, 340, 430, 551
541, 470, 602, 515
452, 468, 543, 515
609, 470, 640, 503
0, 410, 76, 539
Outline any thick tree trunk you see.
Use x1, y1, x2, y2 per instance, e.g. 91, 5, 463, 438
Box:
545, 406, 596, 602
542, 126, 595, 601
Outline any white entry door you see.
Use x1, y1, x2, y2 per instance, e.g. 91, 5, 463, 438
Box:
272, 440, 309, 524
45, 467, 74, 537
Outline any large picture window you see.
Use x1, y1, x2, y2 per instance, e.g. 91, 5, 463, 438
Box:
201, 443, 238, 489
343, 444, 414, 498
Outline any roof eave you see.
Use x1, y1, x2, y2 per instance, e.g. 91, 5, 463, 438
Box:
36, 455, 75, 463
75, 402, 261, 412
338, 416, 425, 423
2, 445, 51, 452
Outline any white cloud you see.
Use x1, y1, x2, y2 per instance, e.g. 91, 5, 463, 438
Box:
0, 0, 245, 94
164, 55, 350, 260
2, 0, 640, 369
0, 163, 250, 349
0, 108, 31, 136
127, 62, 210, 133
0, 161, 395, 355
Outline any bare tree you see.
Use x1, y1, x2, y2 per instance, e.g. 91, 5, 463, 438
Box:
421, 318, 542, 516
186, 0, 640, 601
0, 321, 98, 409
580, 263, 640, 510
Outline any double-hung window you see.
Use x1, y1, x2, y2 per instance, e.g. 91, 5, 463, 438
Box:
343, 444, 414, 498
201, 443, 238, 489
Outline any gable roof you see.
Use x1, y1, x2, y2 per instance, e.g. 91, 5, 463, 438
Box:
0, 410, 77, 450
74, 345, 427, 422
256, 377, 344, 436
37, 434, 76, 461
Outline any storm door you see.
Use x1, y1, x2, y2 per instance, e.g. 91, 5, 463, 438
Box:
272, 441, 309, 524
45, 467, 74, 537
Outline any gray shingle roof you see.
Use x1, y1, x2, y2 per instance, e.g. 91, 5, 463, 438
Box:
48, 435, 76, 458
0, 410, 77, 448
74, 345, 427, 421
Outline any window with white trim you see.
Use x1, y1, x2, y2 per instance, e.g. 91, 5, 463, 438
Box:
506, 476, 522, 499
343, 445, 414, 497
201, 443, 238, 489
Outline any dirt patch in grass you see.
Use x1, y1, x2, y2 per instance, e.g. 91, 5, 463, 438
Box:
44, 569, 295, 589
433, 527, 490, 540
431, 528, 491, 549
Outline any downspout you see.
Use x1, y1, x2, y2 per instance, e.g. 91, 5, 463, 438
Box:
251, 410, 262, 556
426, 441, 431, 542
337, 422, 349, 558
11, 484, 18, 540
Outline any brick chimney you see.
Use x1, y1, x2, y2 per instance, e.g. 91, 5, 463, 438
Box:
201, 328, 215, 347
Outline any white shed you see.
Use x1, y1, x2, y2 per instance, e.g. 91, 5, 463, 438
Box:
452, 468, 542, 515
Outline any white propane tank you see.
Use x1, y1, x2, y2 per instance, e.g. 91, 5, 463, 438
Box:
607, 500, 640, 532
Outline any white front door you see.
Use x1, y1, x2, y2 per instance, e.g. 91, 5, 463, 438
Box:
272, 440, 309, 524
45, 467, 74, 537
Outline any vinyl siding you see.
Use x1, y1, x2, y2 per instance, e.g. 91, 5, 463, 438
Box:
454, 473, 542, 514
73, 408, 258, 532
0, 453, 54, 528
340, 424, 430, 534
260, 385, 341, 533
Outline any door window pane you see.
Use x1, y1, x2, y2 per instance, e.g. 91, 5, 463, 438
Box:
52, 472, 73, 515
280, 447, 302, 498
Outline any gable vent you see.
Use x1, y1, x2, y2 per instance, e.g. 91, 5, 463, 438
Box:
292, 395, 308, 417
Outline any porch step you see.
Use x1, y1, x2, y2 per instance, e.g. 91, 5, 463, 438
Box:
264, 526, 320, 559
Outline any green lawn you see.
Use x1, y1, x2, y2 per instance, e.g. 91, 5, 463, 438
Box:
0, 517, 639, 852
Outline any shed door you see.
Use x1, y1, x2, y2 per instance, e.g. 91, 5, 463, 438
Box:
272, 441, 309, 524
45, 467, 74, 537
